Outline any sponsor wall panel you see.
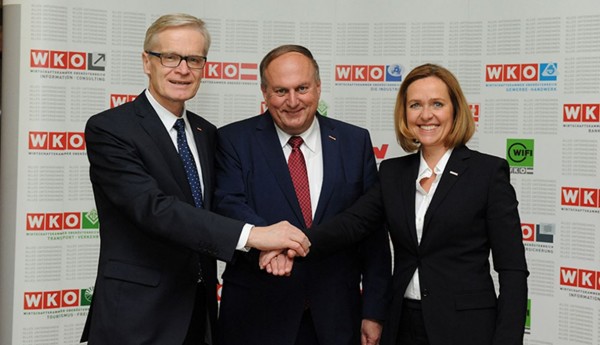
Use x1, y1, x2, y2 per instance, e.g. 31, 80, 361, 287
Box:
1, 0, 599, 344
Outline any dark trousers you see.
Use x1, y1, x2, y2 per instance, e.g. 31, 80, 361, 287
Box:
294, 308, 320, 345
183, 283, 207, 345
397, 299, 429, 345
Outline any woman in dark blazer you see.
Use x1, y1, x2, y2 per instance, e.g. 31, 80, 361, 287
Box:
298, 63, 528, 345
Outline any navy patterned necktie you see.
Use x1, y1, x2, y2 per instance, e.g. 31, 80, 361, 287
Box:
288, 136, 312, 228
173, 118, 204, 208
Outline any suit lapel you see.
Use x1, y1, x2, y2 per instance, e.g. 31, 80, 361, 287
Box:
188, 115, 212, 209
312, 116, 338, 225
401, 154, 420, 247
256, 113, 307, 227
421, 146, 470, 244
135, 93, 194, 204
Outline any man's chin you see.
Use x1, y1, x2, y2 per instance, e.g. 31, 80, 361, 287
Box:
167, 92, 195, 103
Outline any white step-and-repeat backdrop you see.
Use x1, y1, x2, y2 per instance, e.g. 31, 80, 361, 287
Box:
1, 0, 599, 344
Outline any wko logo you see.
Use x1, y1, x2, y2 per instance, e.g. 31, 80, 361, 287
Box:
335, 64, 402, 82
469, 103, 480, 124
561, 186, 599, 208
560, 267, 600, 290
110, 94, 138, 108
485, 63, 557, 82
29, 131, 85, 150
204, 62, 257, 80
522, 223, 554, 243
506, 139, 534, 174
30, 50, 106, 71
26, 210, 99, 231
24, 288, 93, 310
563, 104, 600, 123
373, 144, 389, 160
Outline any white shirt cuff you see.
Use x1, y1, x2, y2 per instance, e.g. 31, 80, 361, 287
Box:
236, 224, 253, 251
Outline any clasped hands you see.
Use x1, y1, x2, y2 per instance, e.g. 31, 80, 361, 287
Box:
246, 221, 308, 276
259, 248, 299, 276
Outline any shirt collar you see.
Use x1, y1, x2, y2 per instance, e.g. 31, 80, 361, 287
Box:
274, 116, 319, 153
417, 148, 454, 181
145, 89, 189, 130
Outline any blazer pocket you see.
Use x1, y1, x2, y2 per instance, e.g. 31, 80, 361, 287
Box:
454, 290, 497, 310
104, 260, 161, 287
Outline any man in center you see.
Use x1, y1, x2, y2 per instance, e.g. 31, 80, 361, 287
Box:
215, 44, 391, 345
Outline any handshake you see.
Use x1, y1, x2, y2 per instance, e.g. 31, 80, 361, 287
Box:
247, 221, 309, 277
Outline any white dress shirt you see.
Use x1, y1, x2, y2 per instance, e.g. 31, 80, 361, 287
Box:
404, 148, 453, 300
147, 90, 206, 195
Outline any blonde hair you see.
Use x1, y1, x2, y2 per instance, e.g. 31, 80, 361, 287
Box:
143, 13, 211, 55
394, 63, 475, 152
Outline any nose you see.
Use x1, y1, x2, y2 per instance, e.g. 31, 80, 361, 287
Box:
420, 105, 434, 119
174, 59, 191, 73
286, 90, 299, 106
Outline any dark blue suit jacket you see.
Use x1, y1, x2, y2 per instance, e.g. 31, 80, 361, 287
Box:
214, 112, 391, 345
81, 92, 244, 344
311, 146, 528, 345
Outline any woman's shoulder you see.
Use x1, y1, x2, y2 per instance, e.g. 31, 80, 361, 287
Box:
462, 146, 507, 165
378, 153, 419, 174
456, 146, 509, 176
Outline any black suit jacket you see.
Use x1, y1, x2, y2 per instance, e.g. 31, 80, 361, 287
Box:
312, 146, 528, 345
81, 92, 245, 344
214, 112, 391, 345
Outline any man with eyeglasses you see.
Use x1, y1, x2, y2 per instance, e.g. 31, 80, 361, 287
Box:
80, 14, 310, 345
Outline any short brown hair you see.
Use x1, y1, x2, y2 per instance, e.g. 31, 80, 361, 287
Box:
143, 13, 211, 55
259, 45, 320, 89
394, 63, 475, 152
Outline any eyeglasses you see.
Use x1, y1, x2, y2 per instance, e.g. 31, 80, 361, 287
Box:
145, 51, 207, 69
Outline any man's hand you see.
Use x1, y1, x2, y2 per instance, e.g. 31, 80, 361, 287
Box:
247, 221, 310, 256
361, 319, 383, 345
259, 248, 300, 269
259, 251, 295, 276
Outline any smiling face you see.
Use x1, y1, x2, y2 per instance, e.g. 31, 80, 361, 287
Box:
142, 26, 206, 116
405, 76, 454, 154
261, 52, 321, 135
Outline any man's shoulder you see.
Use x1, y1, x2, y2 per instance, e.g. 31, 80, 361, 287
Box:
318, 115, 369, 136
187, 110, 217, 132
90, 91, 148, 120
218, 114, 264, 134
87, 100, 136, 127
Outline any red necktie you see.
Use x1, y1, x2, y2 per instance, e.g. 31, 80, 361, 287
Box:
288, 136, 312, 228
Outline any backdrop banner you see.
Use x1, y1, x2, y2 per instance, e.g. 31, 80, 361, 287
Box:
1, 0, 599, 344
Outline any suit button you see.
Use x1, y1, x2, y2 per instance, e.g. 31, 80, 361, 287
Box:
422, 289, 429, 297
